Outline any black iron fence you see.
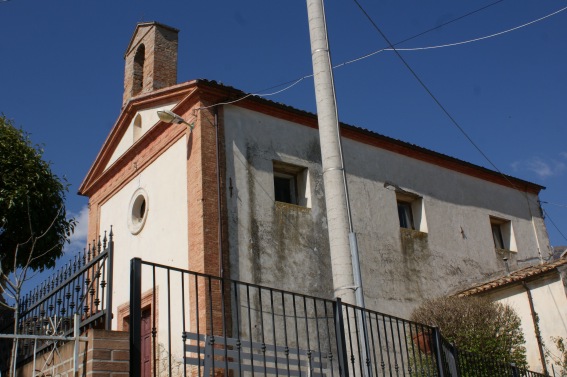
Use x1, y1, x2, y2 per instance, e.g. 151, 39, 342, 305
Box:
0, 230, 114, 364
129, 258, 547, 377
437, 339, 546, 377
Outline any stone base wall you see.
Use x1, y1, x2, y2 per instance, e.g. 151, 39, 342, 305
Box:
16, 330, 129, 377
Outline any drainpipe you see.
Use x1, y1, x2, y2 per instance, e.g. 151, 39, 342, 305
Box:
522, 281, 548, 375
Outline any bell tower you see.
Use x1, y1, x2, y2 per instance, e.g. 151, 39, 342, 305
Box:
123, 22, 179, 105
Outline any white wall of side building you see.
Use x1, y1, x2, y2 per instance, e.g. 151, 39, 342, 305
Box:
222, 105, 550, 318
99, 137, 190, 348
487, 276, 567, 373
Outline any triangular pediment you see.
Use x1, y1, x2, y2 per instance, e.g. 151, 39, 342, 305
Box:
78, 82, 198, 197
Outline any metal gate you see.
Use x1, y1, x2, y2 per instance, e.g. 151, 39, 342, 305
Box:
0, 231, 113, 376
0, 313, 87, 377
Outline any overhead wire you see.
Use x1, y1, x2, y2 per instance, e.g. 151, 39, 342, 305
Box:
542, 208, 567, 243
199, 1, 567, 244
198, 0, 505, 108
351, 0, 567, 244
196, 77, 308, 111
542, 201, 567, 209
390, 5, 567, 52
197, 1, 567, 244
198, 1, 565, 112
351, 0, 504, 176
196, 0, 567, 243
385, 0, 506, 46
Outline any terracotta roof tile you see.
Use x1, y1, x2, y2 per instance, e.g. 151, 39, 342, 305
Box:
457, 258, 567, 297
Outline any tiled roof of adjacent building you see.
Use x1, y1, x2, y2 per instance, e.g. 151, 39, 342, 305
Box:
457, 257, 567, 297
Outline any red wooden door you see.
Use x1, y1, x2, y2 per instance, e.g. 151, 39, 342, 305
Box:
141, 309, 151, 377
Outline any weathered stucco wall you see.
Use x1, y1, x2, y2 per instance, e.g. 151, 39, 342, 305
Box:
224, 106, 333, 300
341, 134, 548, 317
223, 105, 550, 318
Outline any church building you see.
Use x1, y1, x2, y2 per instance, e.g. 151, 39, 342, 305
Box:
78, 21, 550, 330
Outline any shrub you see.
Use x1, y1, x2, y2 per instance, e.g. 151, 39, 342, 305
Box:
410, 296, 527, 368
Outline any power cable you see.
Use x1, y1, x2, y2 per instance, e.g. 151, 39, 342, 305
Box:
542, 207, 567, 243
388, 0, 507, 44
334, 0, 508, 66
199, 1, 565, 111
351, 0, 567, 244
351, 0, 504, 176
199, 2, 567, 244
390, 5, 567, 52
541, 201, 567, 209
197, 77, 308, 111
200, 2, 567, 245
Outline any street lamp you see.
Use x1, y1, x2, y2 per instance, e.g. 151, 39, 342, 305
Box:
157, 110, 194, 132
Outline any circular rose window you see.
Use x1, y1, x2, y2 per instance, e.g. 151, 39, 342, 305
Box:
128, 188, 149, 234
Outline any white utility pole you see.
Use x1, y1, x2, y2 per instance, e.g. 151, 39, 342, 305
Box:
305, 0, 364, 308
306, 2, 372, 375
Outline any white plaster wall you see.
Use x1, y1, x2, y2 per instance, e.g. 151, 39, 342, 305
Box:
223, 105, 551, 318
106, 102, 177, 169
100, 137, 190, 353
534, 277, 567, 373
488, 276, 567, 373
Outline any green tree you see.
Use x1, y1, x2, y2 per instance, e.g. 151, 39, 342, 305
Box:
0, 115, 74, 274
411, 296, 527, 369
0, 115, 75, 377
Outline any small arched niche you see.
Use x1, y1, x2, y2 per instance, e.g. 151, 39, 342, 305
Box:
133, 114, 142, 143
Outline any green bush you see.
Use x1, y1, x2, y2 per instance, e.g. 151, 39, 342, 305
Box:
410, 296, 527, 369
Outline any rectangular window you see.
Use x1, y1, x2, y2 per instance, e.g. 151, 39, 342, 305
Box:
397, 201, 415, 230
274, 173, 296, 204
273, 161, 310, 207
392, 186, 427, 233
490, 216, 517, 251
491, 223, 505, 249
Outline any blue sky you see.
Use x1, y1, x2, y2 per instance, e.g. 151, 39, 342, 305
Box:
1, 0, 566, 276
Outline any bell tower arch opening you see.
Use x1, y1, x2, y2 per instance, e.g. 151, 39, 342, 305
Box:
132, 45, 145, 97
122, 22, 179, 105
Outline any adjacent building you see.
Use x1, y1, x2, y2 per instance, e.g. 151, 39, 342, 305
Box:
458, 257, 567, 374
